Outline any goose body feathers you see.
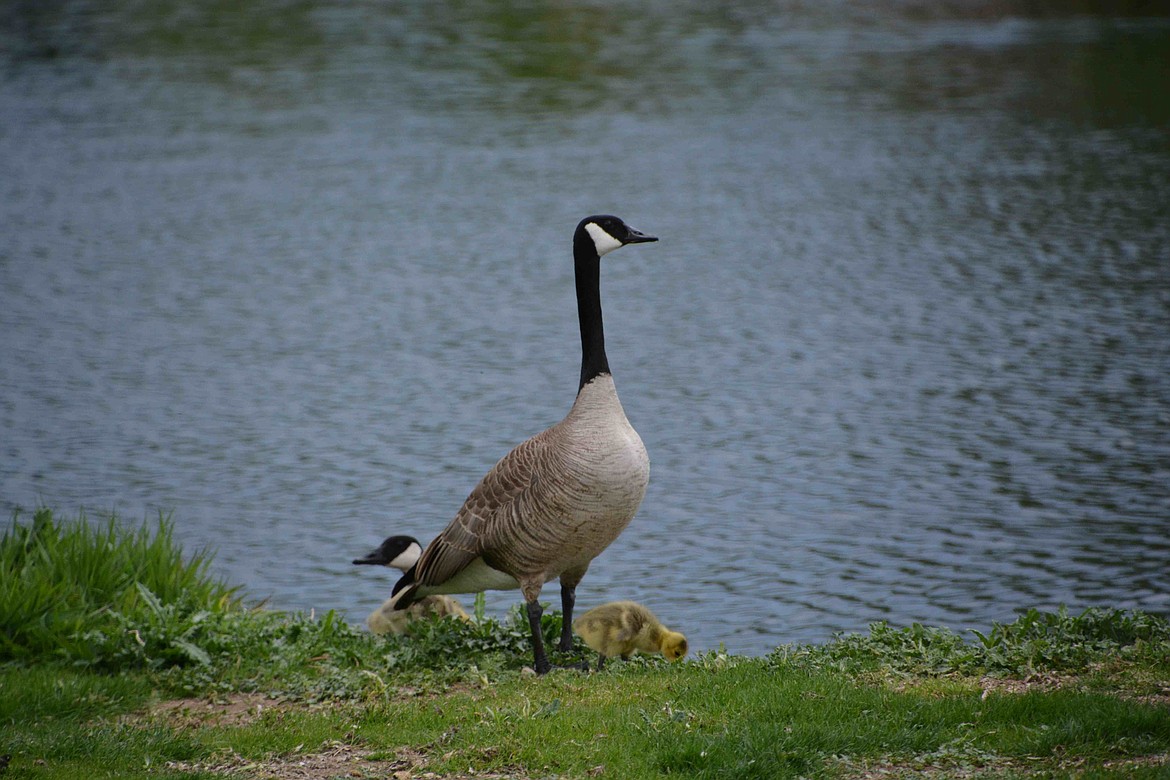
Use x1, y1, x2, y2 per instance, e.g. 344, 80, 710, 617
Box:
401, 374, 648, 599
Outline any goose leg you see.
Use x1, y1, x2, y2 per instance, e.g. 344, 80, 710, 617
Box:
526, 599, 551, 675
557, 567, 588, 653
558, 583, 576, 652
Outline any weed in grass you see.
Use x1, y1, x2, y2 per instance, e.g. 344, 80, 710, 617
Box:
146, 602, 586, 704
778, 606, 1170, 680
971, 606, 1170, 673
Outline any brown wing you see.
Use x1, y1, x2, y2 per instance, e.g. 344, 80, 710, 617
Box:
413, 430, 551, 587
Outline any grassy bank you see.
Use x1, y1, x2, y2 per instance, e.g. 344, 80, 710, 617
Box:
2, 509, 1168, 779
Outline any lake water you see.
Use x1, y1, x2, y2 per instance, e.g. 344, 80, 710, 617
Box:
3, 1, 1169, 655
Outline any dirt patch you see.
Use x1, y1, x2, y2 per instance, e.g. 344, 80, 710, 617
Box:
139, 694, 532, 778
162, 742, 532, 779
142, 686, 465, 729
163, 742, 418, 779
830, 754, 1020, 779
1102, 753, 1170, 771
144, 692, 292, 728
833, 752, 1170, 779
977, 672, 1069, 697
977, 673, 1170, 707
1134, 692, 1170, 707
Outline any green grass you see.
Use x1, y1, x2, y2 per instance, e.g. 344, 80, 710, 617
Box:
791, 607, 1170, 678
349, 660, 1169, 779
1, 507, 240, 667
2, 508, 1169, 779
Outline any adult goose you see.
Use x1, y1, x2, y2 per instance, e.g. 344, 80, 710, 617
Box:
388, 215, 657, 674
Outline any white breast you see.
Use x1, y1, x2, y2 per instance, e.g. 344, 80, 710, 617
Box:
562, 375, 650, 517
435, 557, 521, 595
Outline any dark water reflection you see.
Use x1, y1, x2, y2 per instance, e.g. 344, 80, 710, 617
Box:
2, 1, 1169, 654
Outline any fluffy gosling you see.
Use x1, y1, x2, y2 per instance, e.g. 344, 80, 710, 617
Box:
572, 601, 687, 670
365, 590, 468, 636
353, 535, 468, 635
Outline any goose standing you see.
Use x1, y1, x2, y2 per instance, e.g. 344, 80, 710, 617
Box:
388, 215, 657, 674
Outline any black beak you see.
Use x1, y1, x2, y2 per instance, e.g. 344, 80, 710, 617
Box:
623, 227, 658, 244
352, 550, 385, 566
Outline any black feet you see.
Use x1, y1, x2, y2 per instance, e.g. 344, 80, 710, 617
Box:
526, 595, 594, 675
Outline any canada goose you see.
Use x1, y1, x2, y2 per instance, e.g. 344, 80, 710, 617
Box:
353, 535, 469, 634
573, 601, 688, 669
388, 215, 657, 674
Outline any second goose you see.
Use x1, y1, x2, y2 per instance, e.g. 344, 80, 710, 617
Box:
353, 535, 468, 635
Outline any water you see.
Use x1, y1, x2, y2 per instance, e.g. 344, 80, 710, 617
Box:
3, 1, 1169, 655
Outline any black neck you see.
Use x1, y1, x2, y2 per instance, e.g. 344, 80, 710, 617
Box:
574, 232, 609, 392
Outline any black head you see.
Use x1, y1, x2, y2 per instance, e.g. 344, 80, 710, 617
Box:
575, 215, 658, 257
352, 535, 423, 571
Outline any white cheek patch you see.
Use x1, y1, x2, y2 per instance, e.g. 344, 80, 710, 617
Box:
585, 222, 624, 256
389, 542, 422, 571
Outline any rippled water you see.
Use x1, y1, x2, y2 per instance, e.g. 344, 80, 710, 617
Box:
3, 1, 1169, 654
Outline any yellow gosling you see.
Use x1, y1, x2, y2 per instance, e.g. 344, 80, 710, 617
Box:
366, 593, 468, 636
572, 601, 687, 670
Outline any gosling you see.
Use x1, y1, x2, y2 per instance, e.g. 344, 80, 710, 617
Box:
353, 535, 468, 635
572, 601, 688, 670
